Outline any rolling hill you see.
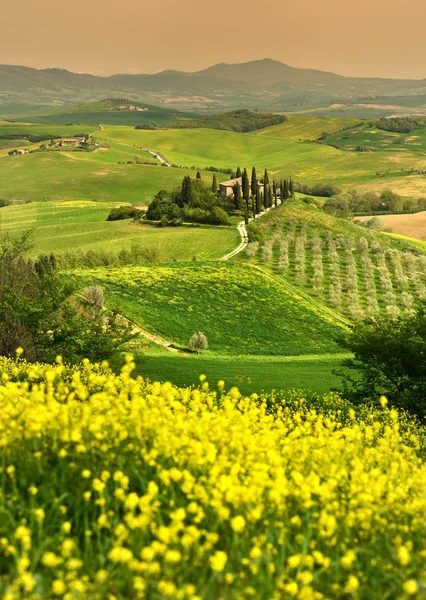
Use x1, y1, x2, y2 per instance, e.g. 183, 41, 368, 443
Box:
2, 59, 426, 113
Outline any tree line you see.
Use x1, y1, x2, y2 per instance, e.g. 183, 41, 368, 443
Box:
168, 109, 287, 133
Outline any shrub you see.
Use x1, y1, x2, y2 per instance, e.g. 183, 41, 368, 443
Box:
106, 205, 145, 221
188, 331, 208, 353
339, 305, 426, 418
83, 285, 104, 310
246, 222, 264, 243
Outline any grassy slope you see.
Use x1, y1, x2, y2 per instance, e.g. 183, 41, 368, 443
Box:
69, 262, 345, 356
0, 152, 223, 204
256, 116, 363, 140
97, 126, 426, 188
8, 100, 197, 126
0, 200, 238, 259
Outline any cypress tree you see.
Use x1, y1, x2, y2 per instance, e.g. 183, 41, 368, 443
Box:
181, 175, 193, 206
289, 177, 294, 198
268, 186, 273, 208
212, 173, 218, 194
236, 166, 242, 178
256, 184, 262, 214
251, 167, 257, 197
233, 182, 242, 210
284, 179, 289, 201
264, 168, 270, 187
242, 168, 250, 225
251, 197, 256, 219
272, 180, 278, 207
196, 170, 202, 179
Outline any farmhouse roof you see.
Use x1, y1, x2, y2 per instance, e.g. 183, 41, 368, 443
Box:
220, 177, 242, 187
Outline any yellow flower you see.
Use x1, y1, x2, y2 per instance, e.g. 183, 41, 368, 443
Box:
230, 515, 246, 533
398, 546, 410, 566
52, 580, 67, 595
403, 580, 418, 596
210, 551, 228, 572
344, 575, 360, 593
42, 552, 63, 568
95, 570, 108, 583
28, 486, 38, 496
108, 546, 133, 563
62, 522, 72, 534
34, 508, 45, 523
81, 469, 91, 479
165, 550, 182, 563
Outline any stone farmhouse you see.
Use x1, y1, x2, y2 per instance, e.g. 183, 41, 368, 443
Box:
57, 138, 81, 148
219, 177, 264, 197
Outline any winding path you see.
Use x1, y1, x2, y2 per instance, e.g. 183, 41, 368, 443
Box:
221, 201, 283, 261
139, 148, 172, 167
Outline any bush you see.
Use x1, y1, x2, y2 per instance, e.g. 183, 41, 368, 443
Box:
83, 285, 104, 310
294, 182, 340, 197
188, 331, 208, 352
107, 205, 145, 221
246, 222, 265, 243
338, 305, 426, 418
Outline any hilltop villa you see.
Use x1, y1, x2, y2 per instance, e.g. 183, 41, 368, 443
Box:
219, 177, 264, 197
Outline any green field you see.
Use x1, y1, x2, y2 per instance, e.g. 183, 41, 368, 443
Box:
69, 262, 346, 356
131, 351, 349, 396
256, 116, 363, 140
0, 200, 238, 259
8, 100, 198, 126
96, 126, 426, 187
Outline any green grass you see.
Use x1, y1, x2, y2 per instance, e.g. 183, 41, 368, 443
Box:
0, 151, 223, 204
97, 126, 426, 189
256, 116, 363, 141
69, 262, 346, 356
131, 352, 349, 396
11, 100, 198, 126
0, 200, 238, 259
326, 123, 426, 153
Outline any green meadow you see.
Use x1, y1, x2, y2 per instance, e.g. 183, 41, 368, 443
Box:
96, 126, 426, 187
0, 200, 237, 259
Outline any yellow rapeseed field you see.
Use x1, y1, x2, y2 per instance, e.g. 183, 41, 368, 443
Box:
0, 354, 425, 599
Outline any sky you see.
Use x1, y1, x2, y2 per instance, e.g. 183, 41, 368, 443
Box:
2, 0, 426, 79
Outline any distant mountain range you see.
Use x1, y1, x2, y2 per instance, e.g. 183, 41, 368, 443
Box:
2, 58, 426, 115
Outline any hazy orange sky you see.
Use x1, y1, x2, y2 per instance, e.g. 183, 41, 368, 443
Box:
2, 0, 426, 78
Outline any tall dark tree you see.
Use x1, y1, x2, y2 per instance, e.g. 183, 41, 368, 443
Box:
289, 177, 294, 198
255, 184, 262, 214
196, 170, 202, 179
242, 168, 250, 225
268, 185, 274, 208
272, 180, 278, 207
233, 182, 242, 211
251, 167, 257, 197
264, 168, 270, 187
251, 197, 256, 219
284, 179, 290, 201
236, 166, 242, 178
212, 173, 218, 194
181, 175, 193, 206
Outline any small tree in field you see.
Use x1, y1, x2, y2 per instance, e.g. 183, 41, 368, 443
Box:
83, 286, 104, 311
189, 332, 208, 353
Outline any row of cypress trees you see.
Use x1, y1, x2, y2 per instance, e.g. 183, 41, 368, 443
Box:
211, 167, 294, 224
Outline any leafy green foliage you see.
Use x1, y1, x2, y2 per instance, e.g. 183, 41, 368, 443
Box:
146, 178, 231, 225
377, 117, 423, 134
106, 205, 145, 221
0, 233, 132, 364
168, 109, 287, 133
339, 306, 426, 417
